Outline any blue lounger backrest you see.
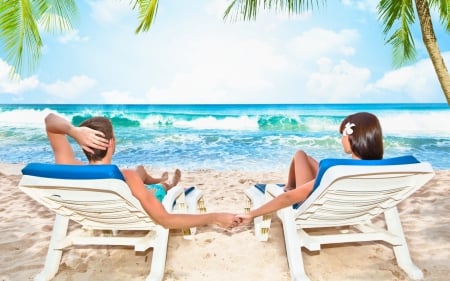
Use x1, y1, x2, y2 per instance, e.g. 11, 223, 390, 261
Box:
255, 155, 420, 193
253, 155, 421, 209
22, 163, 125, 181
313, 155, 420, 191
21, 163, 197, 196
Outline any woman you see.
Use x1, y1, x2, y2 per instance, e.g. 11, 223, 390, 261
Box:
236, 112, 383, 225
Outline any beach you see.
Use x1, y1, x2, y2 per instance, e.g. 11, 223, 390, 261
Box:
1, 163, 449, 281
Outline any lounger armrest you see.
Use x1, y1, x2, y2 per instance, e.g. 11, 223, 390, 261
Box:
162, 186, 185, 211
265, 184, 284, 198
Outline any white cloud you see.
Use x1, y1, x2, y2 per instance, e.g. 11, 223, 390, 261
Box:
305, 58, 371, 102
289, 28, 359, 61
342, 0, 378, 12
100, 90, 146, 104
41, 75, 96, 99
58, 29, 89, 44
369, 52, 450, 102
87, 0, 133, 24
143, 36, 288, 104
205, 0, 232, 18
0, 59, 39, 94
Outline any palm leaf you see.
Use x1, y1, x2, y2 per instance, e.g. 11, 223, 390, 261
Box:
133, 0, 159, 33
224, 0, 325, 21
38, 0, 78, 33
378, 0, 416, 67
0, 0, 78, 77
428, 0, 450, 30
0, 0, 42, 76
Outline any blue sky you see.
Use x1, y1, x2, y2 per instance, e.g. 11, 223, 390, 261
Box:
0, 0, 449, 104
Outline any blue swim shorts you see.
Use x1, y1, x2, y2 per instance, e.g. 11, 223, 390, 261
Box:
146, 184, 167, 202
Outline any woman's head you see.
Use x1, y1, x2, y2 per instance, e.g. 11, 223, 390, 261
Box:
339, 112, 383, 160
79, 116, 114, 162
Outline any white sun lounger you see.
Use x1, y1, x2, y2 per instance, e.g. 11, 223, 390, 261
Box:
244, 155, 435, 281
18, 163, 206, 281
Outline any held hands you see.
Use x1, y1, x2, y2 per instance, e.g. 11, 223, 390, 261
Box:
215, 213, 252, 229
73, 127, 109, 153
213, 213, 245, 229
235, 214, 252, 226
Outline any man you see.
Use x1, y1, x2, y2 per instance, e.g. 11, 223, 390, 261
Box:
45, 113, 239, 229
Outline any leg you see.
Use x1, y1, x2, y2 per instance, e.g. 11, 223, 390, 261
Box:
285, 150, 318, 191
136, 165, 168, 185
162, 169, 181, 191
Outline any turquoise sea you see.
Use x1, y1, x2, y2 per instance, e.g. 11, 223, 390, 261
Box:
0, 103, 449, 171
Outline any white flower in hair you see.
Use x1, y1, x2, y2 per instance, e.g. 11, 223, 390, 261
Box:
343, 122, 355, 136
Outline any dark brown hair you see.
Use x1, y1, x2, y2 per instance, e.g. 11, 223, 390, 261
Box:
79, 117, 114, 162
339, 112, 383, 160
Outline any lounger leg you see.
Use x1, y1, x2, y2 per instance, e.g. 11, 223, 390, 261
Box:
182, 190, 205, 239
384, 207, 424, 280
145, 227, 169, 281
35, 214, 69, 281
279, 210, 310, 281
246, 194, 272, 242
254, 214, 272, 242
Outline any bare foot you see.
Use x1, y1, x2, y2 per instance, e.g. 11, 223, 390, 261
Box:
169, 169, 181, 188
160, 171, 168, 182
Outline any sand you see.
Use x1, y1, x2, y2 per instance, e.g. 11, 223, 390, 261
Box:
0, 163, 449, 281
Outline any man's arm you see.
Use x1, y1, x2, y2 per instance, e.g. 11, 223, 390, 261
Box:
121, 169, 239, 229
45, 113, 108, 164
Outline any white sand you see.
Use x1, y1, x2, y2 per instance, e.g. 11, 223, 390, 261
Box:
0, 164, 449, 281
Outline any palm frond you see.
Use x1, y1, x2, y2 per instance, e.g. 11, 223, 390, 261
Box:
133, 0, 159, 33
224, 0, 325, 22
0, 0, 42, 76
428, 0, 450, 31
38, 0, 78, 33
378, 0, 416, 67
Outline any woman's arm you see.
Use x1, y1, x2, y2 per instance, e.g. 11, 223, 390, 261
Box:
237, 179, 315, 225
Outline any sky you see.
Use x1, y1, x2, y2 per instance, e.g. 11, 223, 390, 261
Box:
0, 0, 449, 104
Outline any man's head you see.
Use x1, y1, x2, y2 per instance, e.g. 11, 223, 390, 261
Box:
79, 117, 114, 162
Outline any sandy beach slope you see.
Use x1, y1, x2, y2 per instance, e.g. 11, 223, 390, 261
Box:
0, 163, 449, 281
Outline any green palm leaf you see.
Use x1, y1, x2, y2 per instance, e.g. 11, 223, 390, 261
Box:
133, 0, 159, 33
377, 0, 416, 67
0, 0, 77, 76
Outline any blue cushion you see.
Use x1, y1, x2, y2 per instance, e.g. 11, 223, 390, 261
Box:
254, 183, 284, 193
184, 186, 196, 195
22, 163, 196, 196
253, 155, 420, 209
313, 155, 419, 191
22, 163, 125, 181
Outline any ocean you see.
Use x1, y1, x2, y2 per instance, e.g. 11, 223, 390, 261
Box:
0, 103, 449, 171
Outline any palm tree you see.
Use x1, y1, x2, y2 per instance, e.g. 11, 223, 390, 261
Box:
0, 0, 159, 77
224, 0, 450, 105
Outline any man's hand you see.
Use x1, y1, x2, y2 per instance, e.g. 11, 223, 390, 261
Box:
73, 126, 109, 153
